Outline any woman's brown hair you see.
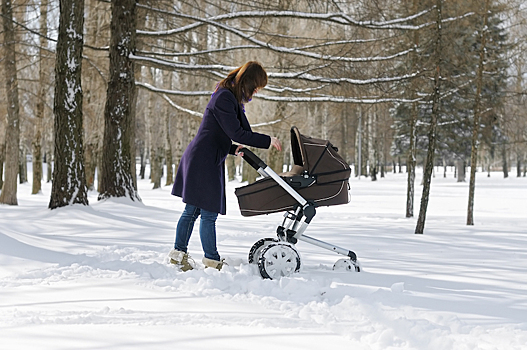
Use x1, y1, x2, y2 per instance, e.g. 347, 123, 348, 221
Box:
218, 61, 268, 105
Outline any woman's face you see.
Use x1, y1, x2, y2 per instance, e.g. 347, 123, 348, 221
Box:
244, 86, 261, 103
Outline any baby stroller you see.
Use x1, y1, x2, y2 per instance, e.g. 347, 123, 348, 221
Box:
235, 126, 360, 279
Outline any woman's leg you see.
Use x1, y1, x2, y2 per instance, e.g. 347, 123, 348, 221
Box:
174, 204, 200, 252
199, 209, 220, 261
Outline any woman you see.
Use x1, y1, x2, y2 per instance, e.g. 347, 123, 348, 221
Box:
168, 61, 282, 271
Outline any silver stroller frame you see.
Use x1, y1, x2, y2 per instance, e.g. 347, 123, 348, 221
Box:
240, 148, 360, 279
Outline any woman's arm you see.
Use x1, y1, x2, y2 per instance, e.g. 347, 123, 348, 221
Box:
213, 90, 271, 149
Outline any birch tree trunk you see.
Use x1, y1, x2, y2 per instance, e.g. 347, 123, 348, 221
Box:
49, 0, 89, 209
415, 0, 443, 234
98, 0, 140, 201
0, 0, 21, 205
32, 0, 49, 195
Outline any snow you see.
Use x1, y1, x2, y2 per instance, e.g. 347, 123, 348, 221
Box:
1, 164, 526, 349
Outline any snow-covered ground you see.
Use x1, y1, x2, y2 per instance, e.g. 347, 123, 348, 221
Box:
1, 165, 526, 350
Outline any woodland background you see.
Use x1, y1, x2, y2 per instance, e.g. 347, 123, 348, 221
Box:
0, 0, 526, 233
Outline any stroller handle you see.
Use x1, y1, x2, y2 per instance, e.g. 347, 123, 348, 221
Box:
240, 148, 267, 170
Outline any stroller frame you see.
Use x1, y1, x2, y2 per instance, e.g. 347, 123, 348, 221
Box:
240, 147, 359, 278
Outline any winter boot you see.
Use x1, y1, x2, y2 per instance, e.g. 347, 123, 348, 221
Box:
202, 257, 226, 271
167, 249, 195, 271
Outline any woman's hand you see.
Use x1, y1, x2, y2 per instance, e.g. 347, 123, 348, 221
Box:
234, 144, 244, 157
270, 137, 282, 151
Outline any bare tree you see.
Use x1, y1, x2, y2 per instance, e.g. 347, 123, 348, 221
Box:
405, 0, 422, 218
98, 0, 140, 201
415, 0, 443, 234
466, 0, 491, 225
32, 0, 49, 195
49, 0, 89, 209
0, 0, 21, 205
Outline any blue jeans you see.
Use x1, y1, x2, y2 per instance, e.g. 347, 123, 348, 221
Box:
174, 203, 220, 261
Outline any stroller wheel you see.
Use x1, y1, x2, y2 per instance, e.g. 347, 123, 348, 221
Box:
258, 243, 301, 279
248, 237, 278, 264
333, 258, 361, 272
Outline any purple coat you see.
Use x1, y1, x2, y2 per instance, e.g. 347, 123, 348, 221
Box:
172, 88, 271, 215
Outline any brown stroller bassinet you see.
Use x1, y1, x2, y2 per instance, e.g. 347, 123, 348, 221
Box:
235, 126, 351, 216
234, 127, 359, 280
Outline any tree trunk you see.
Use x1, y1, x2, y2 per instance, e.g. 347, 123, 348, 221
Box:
32, 0, 49, 195
46, 151, 52, 182
0, 143, 4, 189
467, 0, 489, 226
139, 143, 146, 180
370, 163, 377, 181
456, 159, 466, 182
164, 111, 174, 186
98, 0, 139, 201
151, 147, 163, 189
165, 142, 174, 186
163, 70, 173, 186
19, 148, 27, 184
406, 101, 417, 217
415, 0, 442, 234
502, 145, 508, 178
0, 0, 21, 205
49, 0, 88, 209
406, 0, 420, 218
85, 143, 97, 191
226, 156, 236, 181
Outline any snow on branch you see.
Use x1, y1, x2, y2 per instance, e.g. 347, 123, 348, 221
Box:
136, 45, 261, 58
144, 84, 287, 127
136, 5, 435, 33
160, 94, 203, 118
264, 84, 329, 94
136, 81, 211, 96
253, 94, 421, 104
138, 80, 420, 105
138, 13, 415, 63
131, 54, 419, 86
136, 36, 396, 59
271, 71, 421, 85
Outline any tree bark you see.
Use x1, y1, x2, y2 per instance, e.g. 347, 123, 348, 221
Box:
0, 0, 21, 205
85, 143, 97, 190
98, 0, 140, 201
0, 143, 4, 189
49, 0, 88, 209
502, 145, 508, 178
467, 0, 490, 226
19, 148, 27, 184
456, 159, 466, 182
415, 0, 443, 234
151, 147, 163, 189
32, 0, 49, 195
226, 156, 236, 181
163, 70, 174, 186
405, 0, 420, 218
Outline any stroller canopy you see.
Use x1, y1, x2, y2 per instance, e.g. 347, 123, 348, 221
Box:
289, 126, 350, 183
